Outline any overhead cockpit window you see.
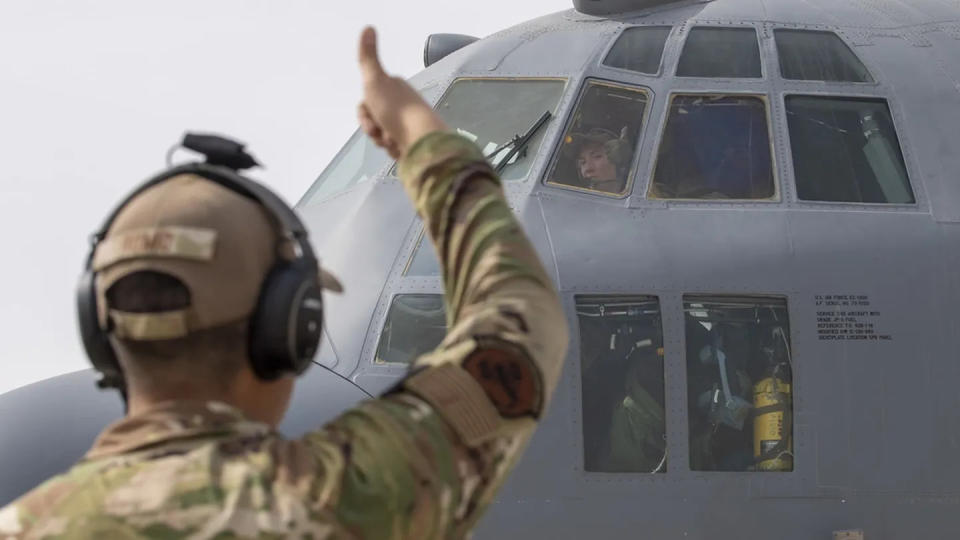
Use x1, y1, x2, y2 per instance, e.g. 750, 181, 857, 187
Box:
676, 27, 762, 78
433, 78, 566, 181
603, 26, 672, 75
578, 296, 666, 473
684, 296, 794, 472
403, 229, 441, 277
546, 80, 648, 196
300, 129, 390, 206
651, 95, 775, 200
375, 294, 446, 364
786, 96, 914, 204
775, 30, 873, 83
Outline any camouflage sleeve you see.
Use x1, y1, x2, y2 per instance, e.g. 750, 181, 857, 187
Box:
303, 132, 568, 539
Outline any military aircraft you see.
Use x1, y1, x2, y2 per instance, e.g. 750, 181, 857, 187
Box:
2, 0, 959, 537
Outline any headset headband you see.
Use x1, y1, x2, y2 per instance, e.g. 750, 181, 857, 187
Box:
86, 162, 316, 268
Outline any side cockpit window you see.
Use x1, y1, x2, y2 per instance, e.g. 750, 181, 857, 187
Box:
375, 295, 446, 364
403, 230, 441, 277
651, 95, 775, 200
546, 80, 649, 196
603, 26, 672, 75
578, 296, 666, 473
677, 27, 762, 79
786, 96, 914, 204
300, 130, 390, 206
775, 30, 873, 83
684, 296, 794, 472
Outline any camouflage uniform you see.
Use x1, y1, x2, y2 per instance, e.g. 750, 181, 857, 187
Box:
0, 132, 568, 539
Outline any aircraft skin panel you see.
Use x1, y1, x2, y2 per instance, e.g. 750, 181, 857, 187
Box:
494, 28, 611, 75
299, 179, 417, 375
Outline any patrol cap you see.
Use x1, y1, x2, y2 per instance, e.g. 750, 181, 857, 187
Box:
92, 173, 342, 341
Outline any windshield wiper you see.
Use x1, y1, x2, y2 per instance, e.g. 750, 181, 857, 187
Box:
485, 110, 553, 174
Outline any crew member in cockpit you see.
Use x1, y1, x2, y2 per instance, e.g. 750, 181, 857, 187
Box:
564, 127, 631, 194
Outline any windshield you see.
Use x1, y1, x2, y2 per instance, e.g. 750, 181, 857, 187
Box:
301, 78, 566, 206
434, 78, 566, 180
299, 129, 390, 206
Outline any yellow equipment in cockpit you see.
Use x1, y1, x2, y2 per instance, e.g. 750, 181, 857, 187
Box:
753, 375, 792, 471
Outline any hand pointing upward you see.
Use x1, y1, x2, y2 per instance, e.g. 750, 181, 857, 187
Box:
357, 27, 447, 159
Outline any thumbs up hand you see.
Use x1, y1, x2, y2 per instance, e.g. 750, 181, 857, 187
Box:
357, 27, 447, 159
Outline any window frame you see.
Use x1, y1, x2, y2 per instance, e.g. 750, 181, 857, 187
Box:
772, 28, 876, 85
679, 294, 797, 474
646, 92, 781, 203
542, 78, 653, 199
573, 293, 669, 476
402, 227, 442, 277
675, 25, 765, 80
600, 25, 675, 78
372, 292, 447, 366
781, 92, 918, 208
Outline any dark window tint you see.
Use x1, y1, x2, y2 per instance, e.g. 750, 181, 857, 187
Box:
775, 30, 873, 82
404, 230, 441, 277
546, 80, 648, 196
375, 295, 446, 364
603, 26, 672, 75
684, 296, 794, 472
786, 96, 914, 203
651, 95, 775, 200
578, 296, 666, 473
677, 27, 761, 78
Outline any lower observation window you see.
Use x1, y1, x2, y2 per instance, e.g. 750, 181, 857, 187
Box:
684, 296, 794, 472
375, 295, 446, 364
651, 95, 775, 200
577, 296, 666, 473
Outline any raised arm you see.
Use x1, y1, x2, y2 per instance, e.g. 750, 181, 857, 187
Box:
304, 28, 567, 539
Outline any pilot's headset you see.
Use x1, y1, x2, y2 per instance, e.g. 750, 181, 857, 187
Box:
76, 133, 338, 399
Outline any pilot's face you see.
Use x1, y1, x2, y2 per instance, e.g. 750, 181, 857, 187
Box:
578, 144, 617, 183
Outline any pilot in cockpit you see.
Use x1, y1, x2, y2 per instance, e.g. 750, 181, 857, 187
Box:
563, 127, 631, 194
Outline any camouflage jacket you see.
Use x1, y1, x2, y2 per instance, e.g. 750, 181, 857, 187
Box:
0, 132, 568, 539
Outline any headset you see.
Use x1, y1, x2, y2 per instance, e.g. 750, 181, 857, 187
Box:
76, 134, 323, 396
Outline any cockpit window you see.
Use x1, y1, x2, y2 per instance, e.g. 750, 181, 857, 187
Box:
403, 229, 441, 277
603, 26, 672, 75
578, 296, 666, 473
546, 80, 648, 196
677, 27, 762, 78
433, 78, 566, 181
775, 30, 873, 83
300, 129, 390, 206
684, 296, 794, 472
786, 96, 914, 204
650, 95, 775, 200
375, 294, 446, 364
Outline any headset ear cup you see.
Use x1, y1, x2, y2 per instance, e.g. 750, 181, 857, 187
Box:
76, 270, 123, 387
248, 262, 322, 381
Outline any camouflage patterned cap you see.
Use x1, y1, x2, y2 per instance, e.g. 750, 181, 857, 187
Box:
91, 173, 341, 341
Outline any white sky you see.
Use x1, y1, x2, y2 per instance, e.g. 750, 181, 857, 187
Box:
0, 0, 566, 395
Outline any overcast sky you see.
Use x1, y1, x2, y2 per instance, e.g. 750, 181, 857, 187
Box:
0, 0, 566, 395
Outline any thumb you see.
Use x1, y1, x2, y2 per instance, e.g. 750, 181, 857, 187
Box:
358, 26, 385, 84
